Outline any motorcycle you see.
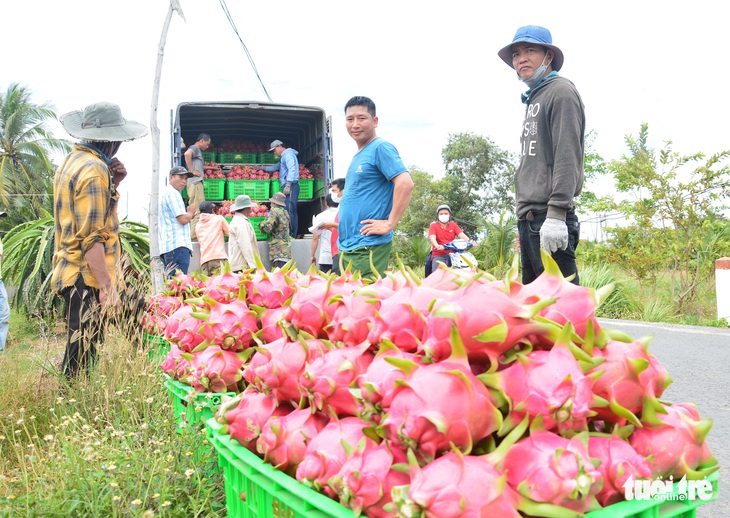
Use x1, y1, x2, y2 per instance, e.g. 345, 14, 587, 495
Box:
443, 239, 477, 270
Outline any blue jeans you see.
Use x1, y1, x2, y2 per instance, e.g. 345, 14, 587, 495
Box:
0, 280, 9, 351
518, 209, 580, 285
162, 247, 191, 278
285, 181, 300, 237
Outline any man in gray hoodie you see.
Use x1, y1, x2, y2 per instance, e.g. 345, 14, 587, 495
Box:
499, 25, 584, 285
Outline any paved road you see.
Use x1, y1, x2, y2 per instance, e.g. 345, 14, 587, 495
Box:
597, 319, 729, 517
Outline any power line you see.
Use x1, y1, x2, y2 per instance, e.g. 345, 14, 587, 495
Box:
218, 0, 272, 102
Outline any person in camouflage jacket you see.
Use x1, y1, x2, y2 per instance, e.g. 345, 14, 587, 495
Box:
259, 192, 291, 269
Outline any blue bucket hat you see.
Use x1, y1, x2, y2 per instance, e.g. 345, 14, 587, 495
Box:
498, 25, 564, 71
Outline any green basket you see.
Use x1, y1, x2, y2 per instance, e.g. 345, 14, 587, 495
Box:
227, 180, 271, 201
249, 216, 270, 241
203, 179, 226, 201
270, 180, 282, 195
298, 179, 314, 200
202, 151, 218, 162
219, 152, 257, 164
258, 153, 280, 164
142, 332, 169, 362
163, 375, 236, 429
314, 178, 326, 198
207, 419, 354, 518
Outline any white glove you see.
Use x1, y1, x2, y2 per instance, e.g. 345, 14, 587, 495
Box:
282, 183, 291, 196
540, 217, 569, 253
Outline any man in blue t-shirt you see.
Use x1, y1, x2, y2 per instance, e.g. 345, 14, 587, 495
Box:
337, 96, 414, 280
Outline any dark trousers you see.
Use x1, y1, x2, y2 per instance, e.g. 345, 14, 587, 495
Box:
285, 181, 300, 238
61, 276, 104, 379
518, 209, 580, 285
161, 246, 191, 278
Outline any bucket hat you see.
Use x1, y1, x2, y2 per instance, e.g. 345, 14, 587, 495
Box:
231, 194, 254, 212
498, 25, 564, 72
60, 102, 148, 142
269, 192, 287, 207
169, 165, 194, 178
268, 139, 283, 152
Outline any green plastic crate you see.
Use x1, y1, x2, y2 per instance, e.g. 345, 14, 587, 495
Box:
207, 419, 354, 518
249, 216, 270, 241
203, 179, 226, 201
202, 151, 218, 162
298, 179, 314, 200
270, 180, 282, 195
258, 153, 280, 164
227, 180, 271, 201
142, 332, 169, 362
163, 375, 236, 429
314, 178, 325, 198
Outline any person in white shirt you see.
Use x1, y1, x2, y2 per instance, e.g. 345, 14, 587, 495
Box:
228, 195, 259, 273
310, 194, 339, 273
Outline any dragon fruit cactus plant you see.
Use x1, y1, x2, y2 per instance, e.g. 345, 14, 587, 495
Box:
330, 441, 410, 518
295, 416, 377, 497
588, 434, 653, 506
629, 401, 719, 479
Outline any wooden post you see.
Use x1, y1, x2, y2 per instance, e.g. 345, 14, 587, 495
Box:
149, 1, 186, 294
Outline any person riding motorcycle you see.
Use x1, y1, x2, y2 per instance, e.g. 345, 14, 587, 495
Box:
427, 205, 474, 275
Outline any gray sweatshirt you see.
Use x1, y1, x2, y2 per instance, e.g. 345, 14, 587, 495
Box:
515, 75, 585, 221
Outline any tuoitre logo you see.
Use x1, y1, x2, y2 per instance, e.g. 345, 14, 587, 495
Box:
623, 475, 714, 502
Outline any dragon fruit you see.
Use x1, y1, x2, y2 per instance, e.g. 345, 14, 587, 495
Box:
381, 328, 502, 463
588, 435, 653, 506
251, 305, 288, 343
243, 263, 298, 308
241, 337, 288, 386
257, 407, 329, 476
502, 429, 602, 513
325, 285, 390, 347
164, 304, 206, 352
295, 416, 377, 497
420, 281, 555, 369
331, 441, 409, 517
629, 402, 719, 479
299, 342, 374, 416
141, 294, 183, 335
164, 271, 205, 299
366, 284, 444, 352
478, 326, 600, 436
248, 336, 330, 404
218, 387, 293, 451
392, 448, 521, 518
192, 295, 259, 352
160, 343, 191, 381
202, 266, 244, 303
182, 345, 246, 393
587, 337, 672, 428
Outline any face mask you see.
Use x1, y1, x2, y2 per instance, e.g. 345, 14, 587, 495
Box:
520, 54, 550, 89
330, 191, 341, 203
438, 214, 450, 224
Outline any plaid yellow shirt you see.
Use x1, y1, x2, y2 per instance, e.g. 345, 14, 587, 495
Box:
51, 144, 121, 294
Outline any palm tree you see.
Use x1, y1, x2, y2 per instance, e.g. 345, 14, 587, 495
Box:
0, 83, 70, 218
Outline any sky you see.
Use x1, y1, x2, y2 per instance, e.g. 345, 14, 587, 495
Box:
2, 0, 728, 240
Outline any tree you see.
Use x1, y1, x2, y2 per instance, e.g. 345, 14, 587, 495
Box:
600, 123, 730, 310
440, 132, 516, 223
0, 83, 70, 217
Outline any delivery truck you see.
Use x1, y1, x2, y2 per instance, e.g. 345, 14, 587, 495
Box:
171, 100, 333, 235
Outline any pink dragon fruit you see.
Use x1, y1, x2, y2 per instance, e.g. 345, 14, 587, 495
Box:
160, 343, 191, 381
257, 408, 329, 476
420, 266, 498, 292
164, 304, 206, 352
248, 336, 330, 403
182, 345, 246, 393
478, 327, 599, 436
299, 342, 375, 416
201, 267, 244, 303
354, 342, 424, 424
241, 337, 288, 386
629, 402, 719, 479
502, 430, 602, 513
218, 386, 293, 451
142, 294, 183, 335
381, 328, 502, 463
516, 250, 612, 347
587, 337, 672, 428
295, 416, 377, 497
243, 265, 298, 308
331, 441, 410, 518
193, 296, 259, 352
325, 285, 390, 347
588, 435, 653, 506
251, 305, 288, 343
419, 280, 555, 369
392, 448, 521, 518
164, 271, 205, 299
366, 284, 444, 353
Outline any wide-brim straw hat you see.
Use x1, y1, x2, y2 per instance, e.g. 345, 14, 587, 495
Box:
60, 102, 148, 142
498, 25, 564, 72
231, 195, 254, 212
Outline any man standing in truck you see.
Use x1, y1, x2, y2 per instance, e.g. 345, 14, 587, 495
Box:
263, 139, 300, 238
338, 96, 414, 280
184, 133, 212, 240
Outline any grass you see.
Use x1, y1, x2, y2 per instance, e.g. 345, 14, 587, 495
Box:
0, 318, 226, 517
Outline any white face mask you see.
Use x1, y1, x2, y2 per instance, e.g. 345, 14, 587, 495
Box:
438, 214, 450, 224
330, 190, 341, 203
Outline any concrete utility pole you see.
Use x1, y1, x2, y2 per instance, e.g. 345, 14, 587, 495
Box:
149, 0, 186, 294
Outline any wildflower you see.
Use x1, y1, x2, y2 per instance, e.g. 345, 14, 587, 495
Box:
110, 482, 118, 488
146, 397, 154, 404
16, 419, 23, 425
132, 499, 142, 506
185, 469, 194, 478
112, 495, 120, 502
107, 463, 117, 471
152, 493, 160, 499
162, 501, 171, 508
166, 454, 174, 462
142, 511, 154, 518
